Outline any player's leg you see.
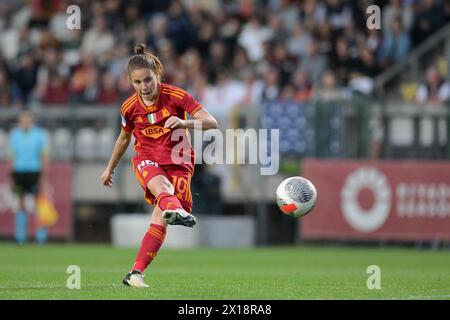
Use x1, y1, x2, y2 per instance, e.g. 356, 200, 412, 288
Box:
162, 166, 195, 226
148, 174, 196, 227
15, 193, 27, 245
123, 160, 194, 287
35, 197, 48, 245
130, 171, 194, 276
123, 204, 166, 288
131, 158, 187, 217
12, 173, 28, 245
123, 161, 171, 287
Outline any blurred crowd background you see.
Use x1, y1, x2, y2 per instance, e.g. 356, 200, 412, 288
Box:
0, 0, 449, 111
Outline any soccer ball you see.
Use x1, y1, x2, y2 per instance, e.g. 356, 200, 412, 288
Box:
276, 176, 317, 218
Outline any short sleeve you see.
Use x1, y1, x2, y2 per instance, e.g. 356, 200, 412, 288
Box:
182, 92, 204, 116
120, 109, 134, 132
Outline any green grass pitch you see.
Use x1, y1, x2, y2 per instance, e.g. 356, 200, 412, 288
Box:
0, 243, 449, 300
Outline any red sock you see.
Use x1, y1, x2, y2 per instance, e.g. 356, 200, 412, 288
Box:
132, 223, 166, 273
156, 192, 183, 211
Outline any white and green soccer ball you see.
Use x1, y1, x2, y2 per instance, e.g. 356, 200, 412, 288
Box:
276, 176, 317, 218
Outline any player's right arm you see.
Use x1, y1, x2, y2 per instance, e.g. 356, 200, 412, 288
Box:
100, 128, 132, 187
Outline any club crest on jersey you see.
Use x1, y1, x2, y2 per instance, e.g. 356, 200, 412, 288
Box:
162, 108, 171, 118
141, 125, 171, 139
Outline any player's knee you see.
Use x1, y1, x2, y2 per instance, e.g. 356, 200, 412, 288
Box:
147, 176, 174, 195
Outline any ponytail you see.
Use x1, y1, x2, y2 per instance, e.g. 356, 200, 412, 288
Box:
128, 43, 164, 80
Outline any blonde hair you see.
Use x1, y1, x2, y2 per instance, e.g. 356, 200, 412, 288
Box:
127, 43, 164, 80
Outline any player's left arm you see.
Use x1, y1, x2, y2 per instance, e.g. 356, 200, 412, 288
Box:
164, 108, 218, 130
165, 91, 218, 130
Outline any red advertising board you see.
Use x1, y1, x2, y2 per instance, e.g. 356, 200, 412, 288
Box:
301, 160, 450, 241
0, 162, 73, 240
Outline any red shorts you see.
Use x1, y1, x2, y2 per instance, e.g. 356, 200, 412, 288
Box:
131, 157, 193, 212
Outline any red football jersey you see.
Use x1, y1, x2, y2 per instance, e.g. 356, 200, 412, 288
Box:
120, 83, 204, 173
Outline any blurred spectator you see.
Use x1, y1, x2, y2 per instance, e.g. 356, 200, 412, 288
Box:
116, 71, 133, 101
279, 83, 296, 102
348, 71, 374, 95
365, 28, 382, 57
382, 0, 414, 33
180, 47, 203, 88
231, 46, 251, 78
121, 2, 141, 29
300, 0, 327, 29
266, 14, 284, 44
292, 68, 313, 103
270, 42, 296, 87
171, 63, 189, 89
97, 70, 120, 105
205, 40, 228, 83
300, 39, 328, 85
40, 72, 70, 105
49, 0, 74, 46
35, 47, 69, 104
355, 47, 380, 79
108, 42, 130, 80
147, 13, 170, 54
340, 23, 360, 56
103, 0, 122, 34
324, 0, 352, 33
445, 0, 450, 22
200, 68, 245, 119
238, 69, 264, 107
411, 0, 445, 46
238, 16, 273, 62
314, 69, 342, 101
314, 21, 333, 56
218, 16, 241, 56
416, 66, 450, 106
330, 37, 358, 86
261, 66, 281, 102
0, 68, 20, 108
379, 18, 411, 68
193, 19, 216, 60
69, 54, 99, 103
277, 0, 300, 34
14, 52, 38, 106
166, 0, 196, 54
29, 0, 59, 28
81, 15, 115, 58
287, 22, 312, 59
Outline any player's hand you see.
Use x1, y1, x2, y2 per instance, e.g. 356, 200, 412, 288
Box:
164, 116, 186, 129
100, 169, 114, 187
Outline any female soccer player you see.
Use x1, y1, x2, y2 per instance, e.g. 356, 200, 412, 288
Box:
100, 43, 218, 287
